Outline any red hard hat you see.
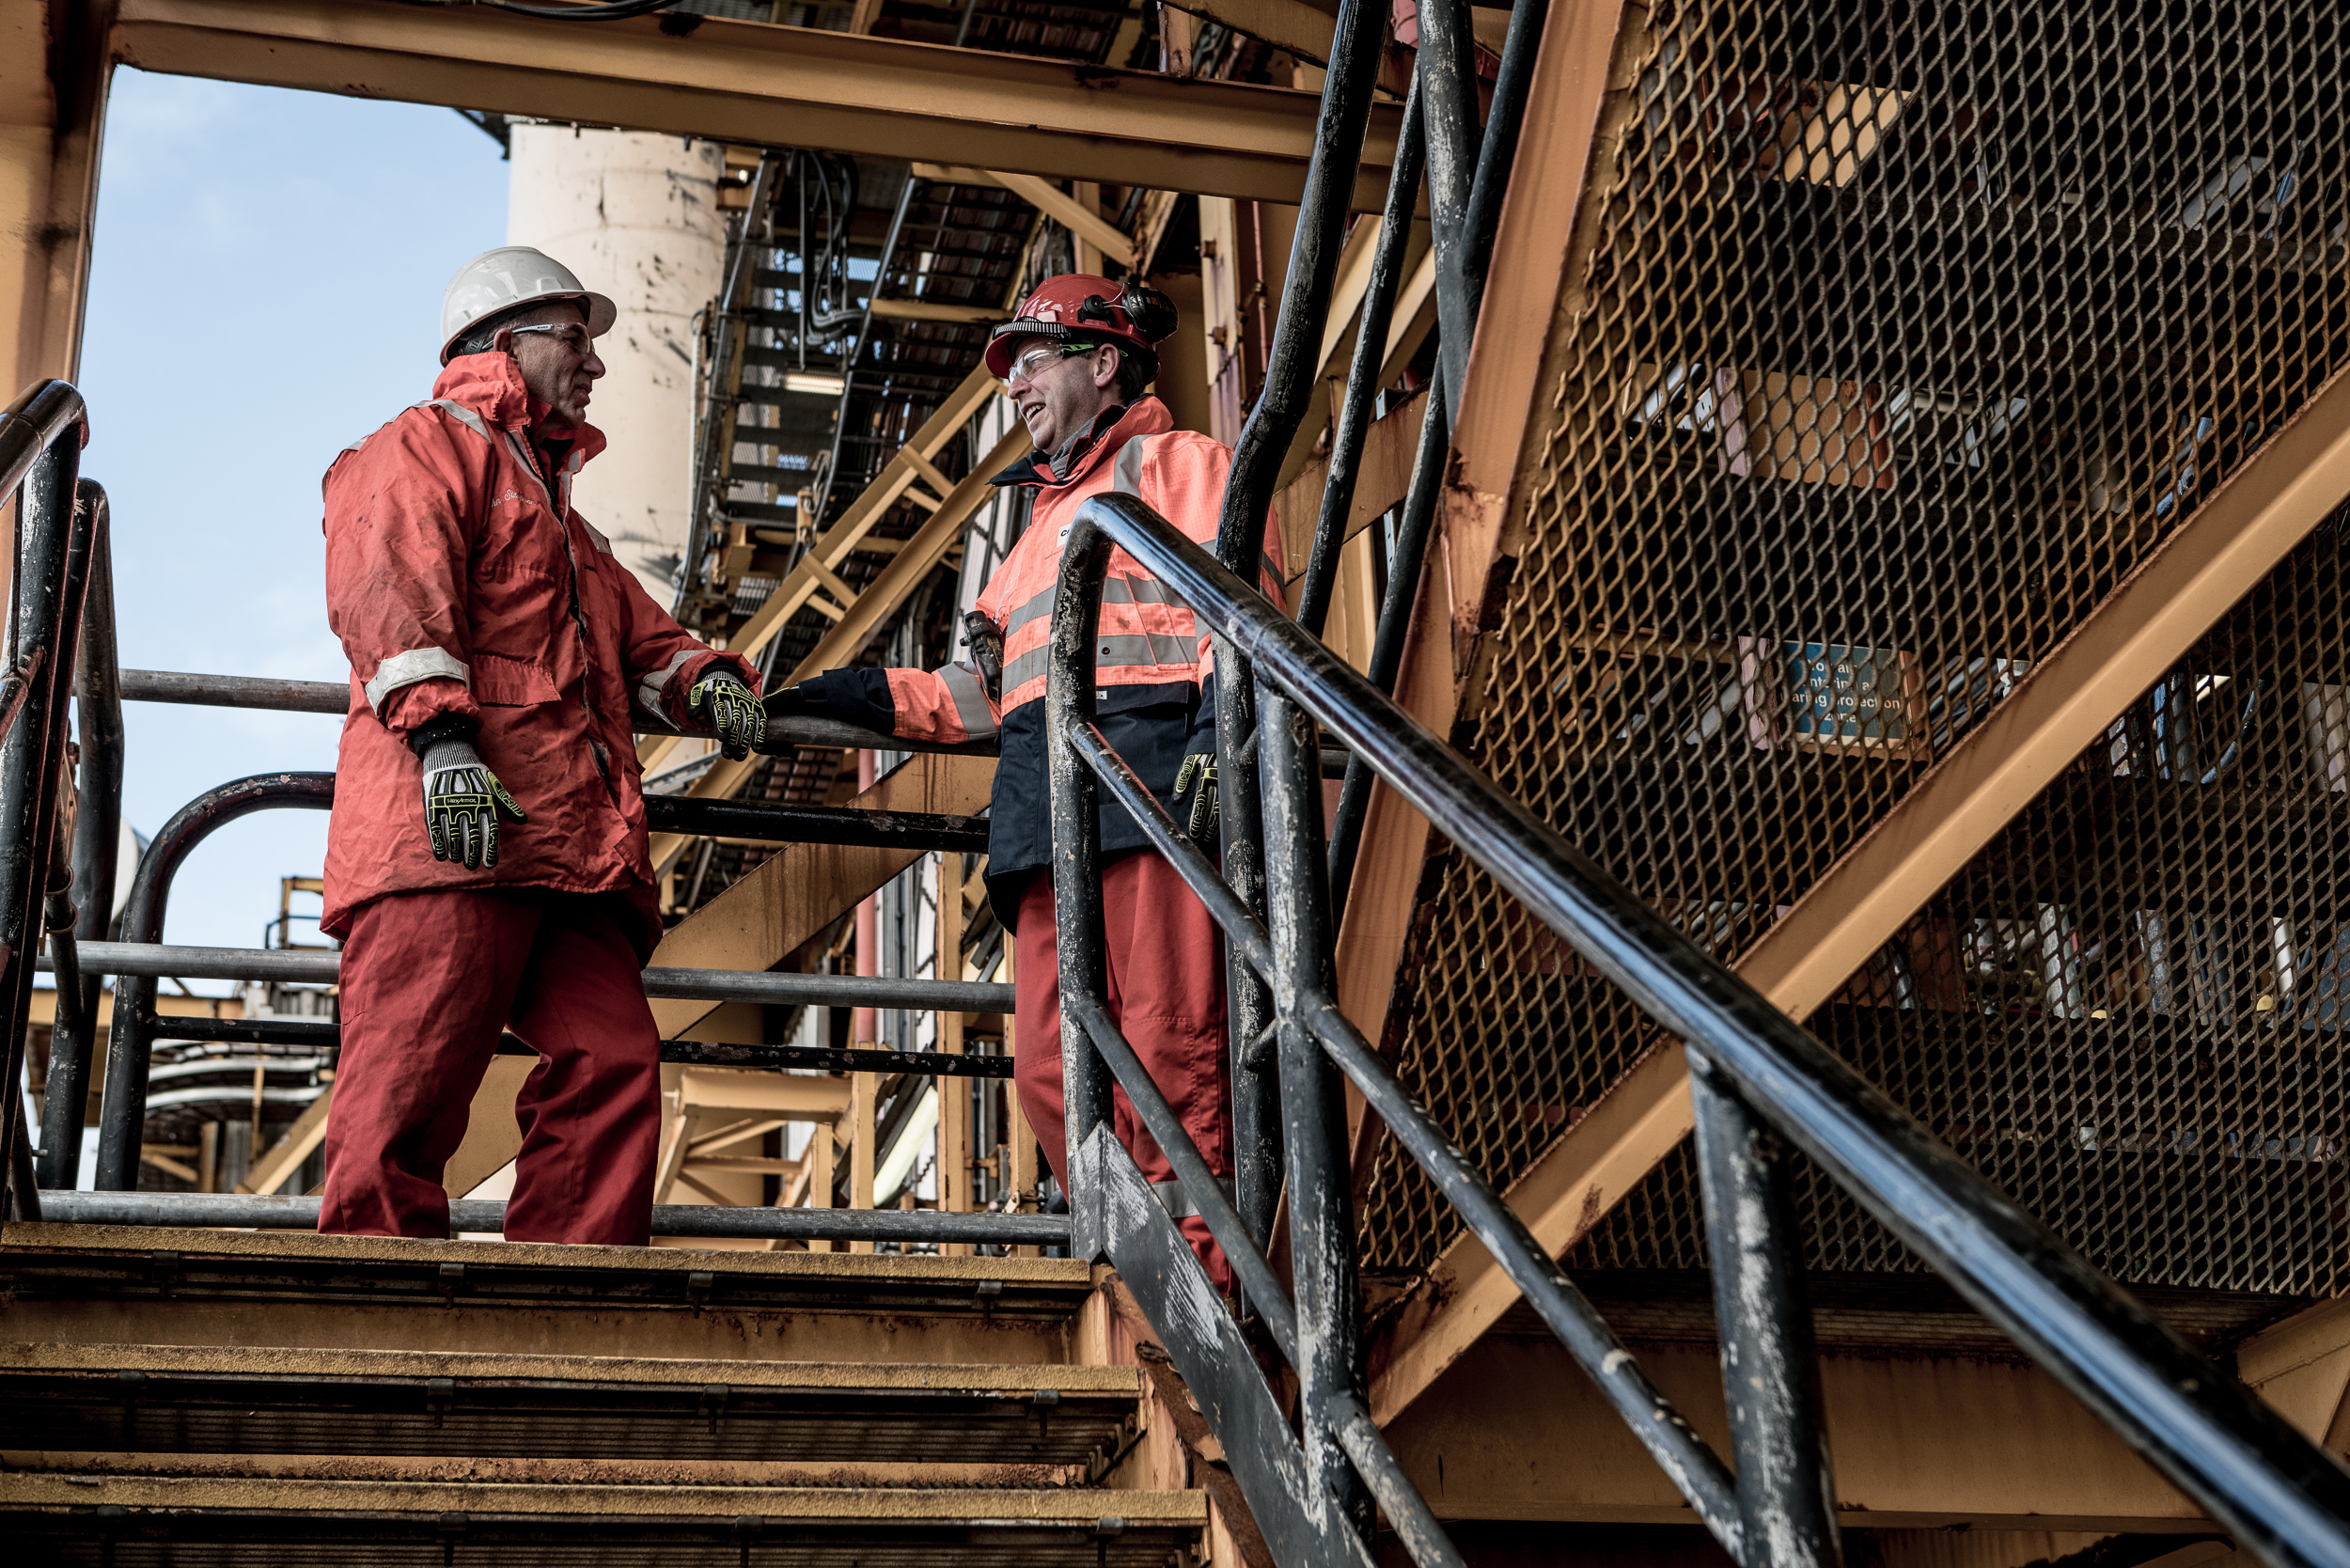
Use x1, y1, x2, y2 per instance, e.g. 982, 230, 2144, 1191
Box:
984, 274, 1180, 380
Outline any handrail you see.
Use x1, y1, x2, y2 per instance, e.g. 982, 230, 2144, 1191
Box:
28, 1189, 1066, 1246
0, 379, 93, 1224
1055, 487, 2350, 1568
113, 666, 995, 757
37, 484, 121, 1190
52, 937, 1013, 1012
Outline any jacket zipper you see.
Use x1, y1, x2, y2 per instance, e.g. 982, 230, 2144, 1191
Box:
507, 431, 619, 801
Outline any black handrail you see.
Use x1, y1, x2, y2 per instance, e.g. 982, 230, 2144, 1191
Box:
1053, 488, 2350, 1568
37, 480, 119, 1190
0, 379, 94, 1222
93, 772, 337, 1190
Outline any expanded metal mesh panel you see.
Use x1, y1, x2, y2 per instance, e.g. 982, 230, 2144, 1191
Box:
1363, 0, 2350, 1281
1574, 512, 2350, 1292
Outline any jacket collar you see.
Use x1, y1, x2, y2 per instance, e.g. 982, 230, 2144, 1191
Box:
990, 397, 1171, 489
432, 353, 608, 470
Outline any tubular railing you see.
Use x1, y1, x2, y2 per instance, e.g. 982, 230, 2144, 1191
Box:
1050, 490, 2350, 1568
1035, 1, 2350, 1561
0, 380, 99, 1225
0, 379, 1013, 1240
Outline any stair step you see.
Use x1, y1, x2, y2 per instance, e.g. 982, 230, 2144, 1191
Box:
3, 1225, 1096, 1366
1, 1225, 1091, 1318
0, 1455, 1204, 1566
0, 1344, 1142, 1466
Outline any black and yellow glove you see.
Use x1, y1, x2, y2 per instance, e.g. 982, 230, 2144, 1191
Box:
1174, 750, 1218, 845
688, 670, 766, 760
419, 735, 525, 870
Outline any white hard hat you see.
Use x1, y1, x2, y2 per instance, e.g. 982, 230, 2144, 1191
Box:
439, 245, 617, 364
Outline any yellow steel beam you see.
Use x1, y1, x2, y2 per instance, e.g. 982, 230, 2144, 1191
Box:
914, 164, 1139, 269
868, 298, 1002, 324
1162, 0, 1511, 71
1, 0, 110, 394
109, 0, 1402, 211
1386, 1335, 2214, 1530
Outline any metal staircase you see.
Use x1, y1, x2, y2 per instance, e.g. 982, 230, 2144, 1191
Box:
14, 0, 2350, 1564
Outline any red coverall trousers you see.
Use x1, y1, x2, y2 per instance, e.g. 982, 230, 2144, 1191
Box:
318, 888, 663, 1245
1014, 850, 1233, 1289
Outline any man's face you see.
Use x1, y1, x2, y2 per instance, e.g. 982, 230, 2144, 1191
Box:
1004, 335, 1120, 455
495, 303, 605, 434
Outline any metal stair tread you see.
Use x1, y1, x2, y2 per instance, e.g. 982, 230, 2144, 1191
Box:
0, 1343, 1142, 1465
1, 1224, 1094, 1318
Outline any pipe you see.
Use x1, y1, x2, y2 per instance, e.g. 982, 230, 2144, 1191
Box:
39, 481, 120, 1189
1692, 1052, 1845, 1568
93, 773, 337, 1189
46, 939, 1013, 1011
1257, 673, 1369, 1532
1207, 0, 1393, 1261
643, 795, 987, 851
1296, 81, 1427, 639
0, 387, 93, 1207
82, 1011, 1015, 1080
31, 1188, 1071, 1245
852, 748, 879, 1051
1326, 380, 1448, 928
114, 667, 995, 757
1413, 0, 1480, 415
1069, 487, 2350, 1568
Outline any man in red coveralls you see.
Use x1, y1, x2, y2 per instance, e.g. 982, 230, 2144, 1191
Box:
772, 274, 1287, 1287
316, 246, 765, 1245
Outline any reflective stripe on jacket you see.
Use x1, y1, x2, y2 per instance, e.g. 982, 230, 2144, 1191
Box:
882, 398, 1287, 913
321, 352, 757, 951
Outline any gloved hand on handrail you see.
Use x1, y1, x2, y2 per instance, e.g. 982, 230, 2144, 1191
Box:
688, 670, 766, 760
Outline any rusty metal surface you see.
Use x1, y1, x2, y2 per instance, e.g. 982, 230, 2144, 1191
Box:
1366, 0, 2350, 1292
1, 1468, 1206, 1567
0, 1344, 1141, 1466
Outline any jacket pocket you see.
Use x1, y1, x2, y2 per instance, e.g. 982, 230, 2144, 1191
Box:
472, 651, 561, 707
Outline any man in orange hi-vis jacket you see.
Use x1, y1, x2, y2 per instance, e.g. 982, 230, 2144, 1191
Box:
773, 274, 1286, 1289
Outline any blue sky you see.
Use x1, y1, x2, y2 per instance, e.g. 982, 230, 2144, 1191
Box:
76, 71, 509, 972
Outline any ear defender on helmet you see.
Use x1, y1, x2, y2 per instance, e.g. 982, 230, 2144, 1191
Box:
1117, 283, 1181, 344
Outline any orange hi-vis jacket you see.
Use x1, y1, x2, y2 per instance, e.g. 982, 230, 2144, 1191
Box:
320, 353, 758, 952
805, 398, 1285, 921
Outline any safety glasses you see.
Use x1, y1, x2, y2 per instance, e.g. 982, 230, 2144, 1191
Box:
507, 322, 597, 356
1003, 342, 1095, 388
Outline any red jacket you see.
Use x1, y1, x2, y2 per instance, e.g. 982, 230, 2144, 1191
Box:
320, 353, 756, 950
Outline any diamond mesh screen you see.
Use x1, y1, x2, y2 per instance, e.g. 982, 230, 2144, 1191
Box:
1363, 0, 2350, 1289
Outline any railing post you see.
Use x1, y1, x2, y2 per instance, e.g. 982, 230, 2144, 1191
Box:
39, 481, 118, 1190
1044, 526, 1118, 1193
0, 431, 91, 1206
1209, 0, 1390, 1268
1258, 673, 1371, 1536
1326, 380, 1448, 927
1690, 1049, 1844, 1568
94, 774, 336, 1191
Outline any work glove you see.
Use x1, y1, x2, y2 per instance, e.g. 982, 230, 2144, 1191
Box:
688, 670, 766, 760
963, 610, 1005, 703
1174, 751, 1218, 845
420, 736, 525, 870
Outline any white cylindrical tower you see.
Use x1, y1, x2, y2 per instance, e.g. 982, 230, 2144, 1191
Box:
508, 127, 726, 601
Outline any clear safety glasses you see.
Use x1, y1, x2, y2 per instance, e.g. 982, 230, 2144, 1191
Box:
507, 323, 597, 356
1003, 342, 1095, 388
